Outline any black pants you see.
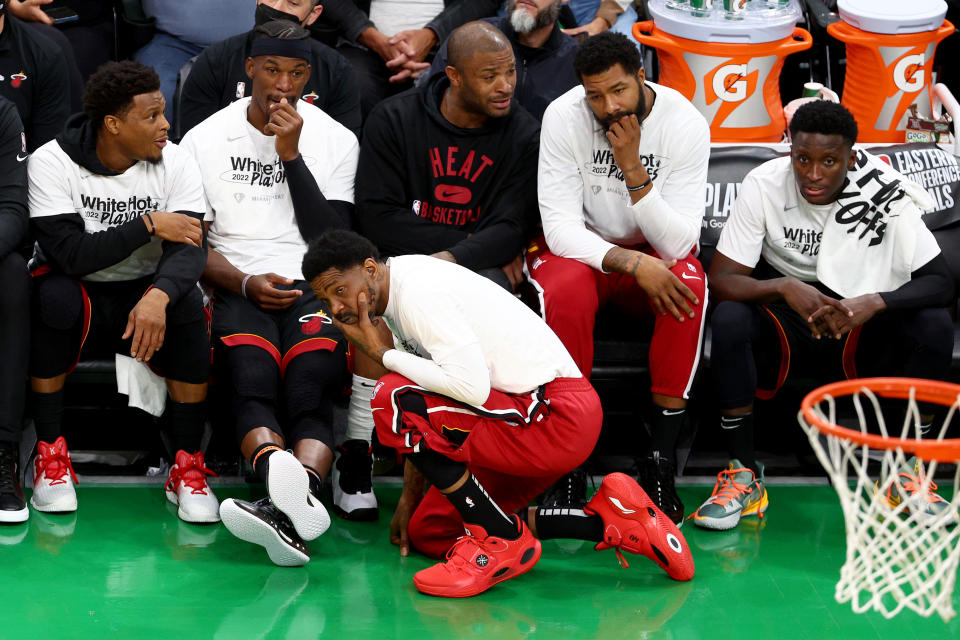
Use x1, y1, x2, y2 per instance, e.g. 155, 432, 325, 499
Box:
0, 253, 29, 441
711, 299, 954, 410
336, 44, 414, 122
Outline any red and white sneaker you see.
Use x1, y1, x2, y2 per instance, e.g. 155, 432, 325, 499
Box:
413, 515, 542, 598
165, 450, 220, 523
30, 436, 78, 513
585, 472, 695, 581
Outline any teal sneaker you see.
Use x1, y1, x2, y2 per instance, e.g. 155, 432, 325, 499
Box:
693, 460, 768, 531
885, 456, 958, 527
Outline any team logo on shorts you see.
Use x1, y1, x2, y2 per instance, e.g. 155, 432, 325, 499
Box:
299, 311, 332, 335
476, 554, 488, 567
301, 92, 319, 105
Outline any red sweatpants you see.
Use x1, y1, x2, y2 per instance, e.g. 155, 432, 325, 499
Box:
525, 242, 708, 399
371, 373, 602, 558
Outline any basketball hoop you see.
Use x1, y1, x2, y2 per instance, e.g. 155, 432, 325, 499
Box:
798, 378, 960, 621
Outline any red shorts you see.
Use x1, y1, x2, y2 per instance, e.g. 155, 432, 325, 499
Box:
371, 373, 602, 558
525, 238, 708, 399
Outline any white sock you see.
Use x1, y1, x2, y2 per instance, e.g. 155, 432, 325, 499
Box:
345, 374, 377, 443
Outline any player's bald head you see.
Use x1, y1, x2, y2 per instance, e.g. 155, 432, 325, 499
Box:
447, 21, 512, 71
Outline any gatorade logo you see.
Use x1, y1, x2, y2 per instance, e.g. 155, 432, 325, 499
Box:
893, 54, 924, 92
710, 63, 749, 103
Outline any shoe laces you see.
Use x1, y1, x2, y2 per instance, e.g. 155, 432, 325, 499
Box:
897, 471, 943, 505
542, 468, 588, 508
36, 444, 78, 485
165, 453, 218, 495
443, 532, 503, 570
707, 468, 754, 508
0, 447, 17, 494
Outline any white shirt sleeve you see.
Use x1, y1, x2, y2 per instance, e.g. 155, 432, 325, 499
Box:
28, 146, 75, 219
321, 130, 359, 204
912, 221, 941, 270
716, 172, 767, 269
538, 102, 617, 272
629, 117, 709, 261
164, 144, 206, 214
177, 132, 215, 222
382, 291, 491, 407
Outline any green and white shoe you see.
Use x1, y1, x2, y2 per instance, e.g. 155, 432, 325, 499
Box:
885, 456, 958, 527
693, 460, 768, 531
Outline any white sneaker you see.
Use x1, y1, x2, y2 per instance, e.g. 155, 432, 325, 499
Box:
267, 450, 330, 541
30, 437, 78, 513
165, 450, 220, 524
332, 440, 378, 521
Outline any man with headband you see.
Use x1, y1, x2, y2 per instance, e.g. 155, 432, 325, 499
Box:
181, 21, 377, 567
530, 32, 710, 525
179, 0, 359, 138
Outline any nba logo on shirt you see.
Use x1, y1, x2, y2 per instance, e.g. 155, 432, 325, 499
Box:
412, 200, 421, 215
236, 82, 246, 99
20, 132, 26, 153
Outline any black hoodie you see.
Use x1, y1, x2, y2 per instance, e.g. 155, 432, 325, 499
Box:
29, 114, 206, 305
0, 96, 26, 261
355, 73, 540, 271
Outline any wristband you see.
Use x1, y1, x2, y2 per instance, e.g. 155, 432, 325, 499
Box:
241, 274, 253, 298
144, 212, 156, 235
626, 177, 652, 192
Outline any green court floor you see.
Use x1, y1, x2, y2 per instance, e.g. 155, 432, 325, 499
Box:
1, 484, 957, 639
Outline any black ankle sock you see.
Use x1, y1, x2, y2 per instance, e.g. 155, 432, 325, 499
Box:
721, 413, 758, 474
650, 404, 685, 454
303, 464, 324, 497
164, 400, 205, 453
31, 389, 64, 444
251, 442, 283, 483
444, 473, 519, 540
534, 506, 604, 542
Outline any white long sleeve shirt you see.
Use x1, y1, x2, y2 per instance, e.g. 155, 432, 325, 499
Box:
381, 255, 580, 407
538, 82, 710, 270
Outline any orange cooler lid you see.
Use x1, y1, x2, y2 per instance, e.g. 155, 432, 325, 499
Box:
649, 0, 801, 44
837, 0, 947, 35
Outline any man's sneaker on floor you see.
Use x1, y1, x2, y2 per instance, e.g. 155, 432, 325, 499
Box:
693, 460, 768, 531
413, 514, 542, 598
584, 472, 694, 581
165, 450, 220, 524
267, 450, 331, 541
0, 440, 28, 524
540, 467, 588, 509
886, 456, 959, 526
30, 437, 78, 513
637, 451, 684, 525
220, 497, 310, 566
332, 439, 378, 521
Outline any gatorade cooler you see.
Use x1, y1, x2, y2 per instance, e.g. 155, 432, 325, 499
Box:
827, 0, 953, 143
634, 0, 811, 142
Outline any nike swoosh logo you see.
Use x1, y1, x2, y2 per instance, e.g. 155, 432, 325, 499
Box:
371, 407, 384, 412
226, 134, 245, 141
662, 409, 684, 416
720, 421, 742, 430
16, 154, 27, 162
608, 497, 635, 514
680, 273, 701, 281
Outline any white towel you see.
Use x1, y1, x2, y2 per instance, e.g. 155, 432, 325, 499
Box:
817, 150, 935, 299
115, 354, 167, 417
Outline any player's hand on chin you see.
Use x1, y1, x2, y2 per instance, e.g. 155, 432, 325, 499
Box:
331, 291, 391, 365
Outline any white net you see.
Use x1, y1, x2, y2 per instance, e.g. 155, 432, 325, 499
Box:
797, 384, 960, 621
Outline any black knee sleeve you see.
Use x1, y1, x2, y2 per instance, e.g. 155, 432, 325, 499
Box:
227, 345, 280, 441
902, 308, 954, 381
282, 352, 338, 448
710, 301, 759, 409
30, 274, 84, 378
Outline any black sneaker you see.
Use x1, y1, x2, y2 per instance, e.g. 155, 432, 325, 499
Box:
637, 451, 684, 525
219, 497, 310, 566
540, 467, 588, 509
332, 439, 379, 521
0, 441, 27, 524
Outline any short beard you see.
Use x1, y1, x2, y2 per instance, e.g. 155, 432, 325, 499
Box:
508, 0, 562, 34
594, 79, 645, 131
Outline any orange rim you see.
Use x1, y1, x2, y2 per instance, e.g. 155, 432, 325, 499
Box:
801, 377, 960, 462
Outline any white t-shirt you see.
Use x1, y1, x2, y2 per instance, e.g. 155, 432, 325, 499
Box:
538, 82, 710, 269
368, 0, 443, 36
28, 140, 205, 282
717, 156, 941, 282
382, 255, 581, 407
180, 98, 358, 281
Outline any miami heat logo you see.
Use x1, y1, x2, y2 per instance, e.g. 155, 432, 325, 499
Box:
301, 92, 319, 105
10, 72, 26, 88
299, 311, 332, 335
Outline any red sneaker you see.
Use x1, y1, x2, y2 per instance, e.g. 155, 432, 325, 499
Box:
585, 472, 695, 581
413, 515, 542, 598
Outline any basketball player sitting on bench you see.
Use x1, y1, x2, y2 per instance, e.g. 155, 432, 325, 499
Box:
694, 100, 956, 532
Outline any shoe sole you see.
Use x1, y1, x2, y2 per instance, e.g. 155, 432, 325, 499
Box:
220, 498, 310, 567
332, 504, 380, 521
0, 506, 28, 523
166, 489, 221, 524
30, 494, 77, 513
267, 451, 331, 541
414, 539, 543, 598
